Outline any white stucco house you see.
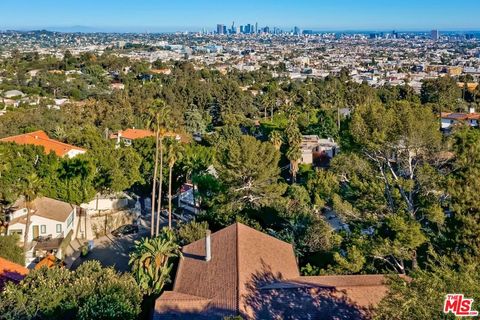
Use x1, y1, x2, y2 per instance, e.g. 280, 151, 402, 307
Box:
6, 197, 77, 243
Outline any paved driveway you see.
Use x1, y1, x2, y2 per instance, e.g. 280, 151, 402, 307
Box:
71, 214, 155, 272
70, 207, 195, 272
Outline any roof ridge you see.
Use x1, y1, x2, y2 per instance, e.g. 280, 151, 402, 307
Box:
235, 222, 240, 315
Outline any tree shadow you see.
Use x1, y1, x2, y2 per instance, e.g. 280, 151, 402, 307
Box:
242, 261, 373, 320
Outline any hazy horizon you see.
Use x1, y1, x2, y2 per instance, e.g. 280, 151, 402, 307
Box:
2, 25, 480, 34
1, 0, 480, 32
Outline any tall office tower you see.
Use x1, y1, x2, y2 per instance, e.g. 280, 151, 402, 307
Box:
231, 21, 235, 34
240, 25, 244, 34
217, 24, 224, 35
294, 26, 301, 35
255, 22, 258, 34
431, 29, 440, 41
223, 25, 227, 34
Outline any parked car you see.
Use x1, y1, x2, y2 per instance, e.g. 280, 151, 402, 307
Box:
111, 224, 139, 237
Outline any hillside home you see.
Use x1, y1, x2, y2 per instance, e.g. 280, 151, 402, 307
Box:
110, 128, 186, 147
441, 107, 480, 130
6, 197, 77, 265
154, 223, 400, 319
7, 197, 76, 242
300, 135, 339, 166
0, 130, 86, 158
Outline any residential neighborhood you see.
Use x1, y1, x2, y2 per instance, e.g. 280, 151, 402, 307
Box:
1, 2, 480, 320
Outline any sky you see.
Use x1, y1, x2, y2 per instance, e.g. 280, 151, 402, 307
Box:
1, 0, 479, 32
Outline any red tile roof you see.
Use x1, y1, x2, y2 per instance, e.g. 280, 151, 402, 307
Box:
0, 257, 28, 290
154, 223, 398, 320
111, 128, 191, 143
0, 130, 86, 157
110, 128, 155, 140
441, 112, 480, 121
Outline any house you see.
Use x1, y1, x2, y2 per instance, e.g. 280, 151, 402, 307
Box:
6, 197, 77, 265
0, 257, 29, 290
0, 130, 86, 158
441, 108, 480, 130
177, 183, 200, 215
7, 197, 77, 243
154, 223, 398, 320
110, 128, 187, 147
110, 128, 156, 146
300, 135, 339, 166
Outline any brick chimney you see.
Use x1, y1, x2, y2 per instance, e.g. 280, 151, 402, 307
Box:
205, 230, 211, 262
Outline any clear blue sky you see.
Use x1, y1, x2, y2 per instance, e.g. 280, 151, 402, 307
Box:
1, 0, 479, 32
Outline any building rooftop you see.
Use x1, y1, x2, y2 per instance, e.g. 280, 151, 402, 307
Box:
0, 257, 29, 290
9, 196, 75, 225
0, 130, 86, 157
154, 223, 395, 319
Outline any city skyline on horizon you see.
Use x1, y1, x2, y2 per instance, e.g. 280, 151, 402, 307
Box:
1, 0, 480, 32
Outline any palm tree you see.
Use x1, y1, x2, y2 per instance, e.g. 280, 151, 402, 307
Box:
129, 228, 182, 295
146, 103, 162, 238
167, 143, 179, 229
155, 106, 171, 237
22, 173, 42, 253
269, 130, 284, 151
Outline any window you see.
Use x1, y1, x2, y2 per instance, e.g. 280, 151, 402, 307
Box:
40, 225, 46, 234
67, 213, 74, 228
9, 229, 22, 236
56, 224, 62, 233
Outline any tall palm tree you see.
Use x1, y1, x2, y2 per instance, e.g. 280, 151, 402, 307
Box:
155, 106, 171, 237
167, 143, 179, 229
128, 228, 182, 295
22, 173, 42, 253
146, 103, 162, 237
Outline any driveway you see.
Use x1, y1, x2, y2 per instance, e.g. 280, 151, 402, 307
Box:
71, 214, 155, 272
70, 206, 196, 272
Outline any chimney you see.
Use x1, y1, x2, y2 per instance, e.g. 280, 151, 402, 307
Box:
205, 230, 211, 262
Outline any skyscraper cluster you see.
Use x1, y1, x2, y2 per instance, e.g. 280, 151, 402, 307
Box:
214, 22, 292, 35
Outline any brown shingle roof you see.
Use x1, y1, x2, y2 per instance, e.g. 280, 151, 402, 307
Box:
260, 275, 393, 308
155, 223, 299, 319
0, 130, 86, 157
154, 223, 396, 320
